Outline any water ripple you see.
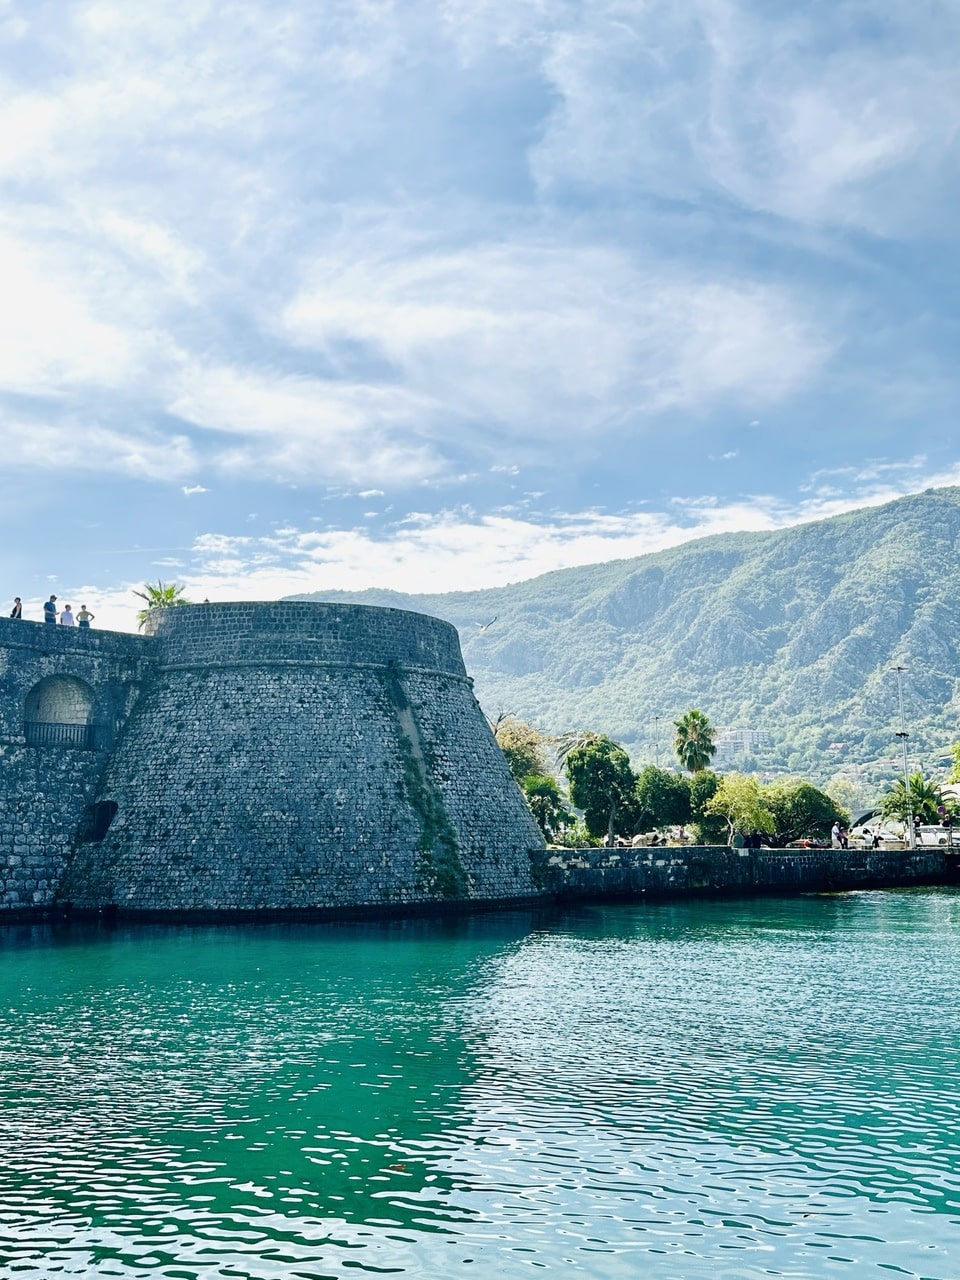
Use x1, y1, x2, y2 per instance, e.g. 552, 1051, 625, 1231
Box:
1, 893, 959, 1277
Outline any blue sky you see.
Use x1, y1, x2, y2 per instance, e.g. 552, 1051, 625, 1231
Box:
3, 0, 959, 630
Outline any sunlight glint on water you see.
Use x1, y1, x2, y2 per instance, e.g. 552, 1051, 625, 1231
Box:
1, 890, 959, 1278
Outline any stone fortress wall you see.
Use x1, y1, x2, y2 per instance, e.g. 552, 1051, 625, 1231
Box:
0, 619, 153, 911
1, 603, 546, 916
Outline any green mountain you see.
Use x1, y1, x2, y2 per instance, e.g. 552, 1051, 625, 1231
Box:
292, 487, 960, 791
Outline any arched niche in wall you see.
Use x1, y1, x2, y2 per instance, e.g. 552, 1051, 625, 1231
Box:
23, 675, 102, 749
76, 799, 119, 842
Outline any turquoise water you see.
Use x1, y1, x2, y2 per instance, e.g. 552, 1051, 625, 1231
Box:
1, 892, 959, 1279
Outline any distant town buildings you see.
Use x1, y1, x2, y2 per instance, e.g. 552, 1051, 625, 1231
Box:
713, 727, 773, 767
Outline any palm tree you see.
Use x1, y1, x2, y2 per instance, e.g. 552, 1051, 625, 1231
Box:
134, 581, 191, 631
522, 774, 572, 839
674, 709, 717, 774
553, 729, 601, 770
881, 771, 943, 825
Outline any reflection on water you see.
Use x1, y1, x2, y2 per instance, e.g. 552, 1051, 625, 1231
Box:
1, 892, 959, 1278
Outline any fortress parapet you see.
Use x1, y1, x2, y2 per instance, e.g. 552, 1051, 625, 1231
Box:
1, 603, 545, 917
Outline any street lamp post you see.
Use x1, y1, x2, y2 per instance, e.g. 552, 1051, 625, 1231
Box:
893, 665, 916, 851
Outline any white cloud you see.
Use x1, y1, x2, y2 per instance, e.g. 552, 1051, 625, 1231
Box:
168, 363, 447, 485
0, 413, 197, 480
527, 0, 960, 234
0, 0, 955, 606
69, 465, 960, 635
284, 238, 830, 432
0, 231, 145, 394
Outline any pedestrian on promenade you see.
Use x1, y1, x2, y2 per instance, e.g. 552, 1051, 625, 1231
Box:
10, 597, 22, 618
43, 595, 57, 624
59, 604, 75, 626
76, 604, 95, 630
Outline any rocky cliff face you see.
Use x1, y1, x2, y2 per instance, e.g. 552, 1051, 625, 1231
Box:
294, 487, 960, 781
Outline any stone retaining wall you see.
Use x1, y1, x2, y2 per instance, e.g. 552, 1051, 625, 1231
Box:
542, 844, 956, 899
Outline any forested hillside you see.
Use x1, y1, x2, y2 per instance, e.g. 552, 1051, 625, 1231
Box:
293, 487, 960, 790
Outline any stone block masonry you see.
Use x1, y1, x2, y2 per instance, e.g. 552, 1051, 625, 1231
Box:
1, 602, 545, 917
0, 619, 152, 911
542, 844, 956, 899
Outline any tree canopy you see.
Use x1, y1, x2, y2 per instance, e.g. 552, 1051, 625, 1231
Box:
634, 765, 691, 832
563, 735, 637, 846
674, 709, 717, 774
689, 769, 725, 842
522, 774, 572, 840
491, 715, 548, 785
553, 729, 602, 770
762, 780, 849, 847
704, 774, 775, 845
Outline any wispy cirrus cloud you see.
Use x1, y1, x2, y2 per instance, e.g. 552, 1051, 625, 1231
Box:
283, 237, 830, 435
0, 413, 197, 479
527, 0, 960, 234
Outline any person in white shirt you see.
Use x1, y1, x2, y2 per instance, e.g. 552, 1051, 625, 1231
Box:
59, 604, 76, 626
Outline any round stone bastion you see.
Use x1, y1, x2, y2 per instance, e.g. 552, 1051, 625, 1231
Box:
59, 602, 546, 915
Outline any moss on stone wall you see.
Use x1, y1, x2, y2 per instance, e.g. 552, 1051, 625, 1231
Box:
378, 662, 468, 899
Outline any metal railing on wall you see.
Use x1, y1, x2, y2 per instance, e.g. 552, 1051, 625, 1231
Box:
23, 722, 110, 750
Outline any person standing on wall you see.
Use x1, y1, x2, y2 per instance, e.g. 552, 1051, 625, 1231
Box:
77, 604, 95, 630
43, 594, 57, 624
59, 603, 75, 626
9, 597, 22, 618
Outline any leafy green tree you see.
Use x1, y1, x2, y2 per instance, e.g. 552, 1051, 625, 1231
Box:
134, 581, 190, 631
522, 774, 572, 840
688, 769, 725, 842
491, 715, 548, 784
673, 709, 717, 774
563, 735, 637, 846
704, 773, 775, 846
949, 743, 960, 785
634, 766, 691, 833
762, 779, 849, 848
881, 771, 943, 825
